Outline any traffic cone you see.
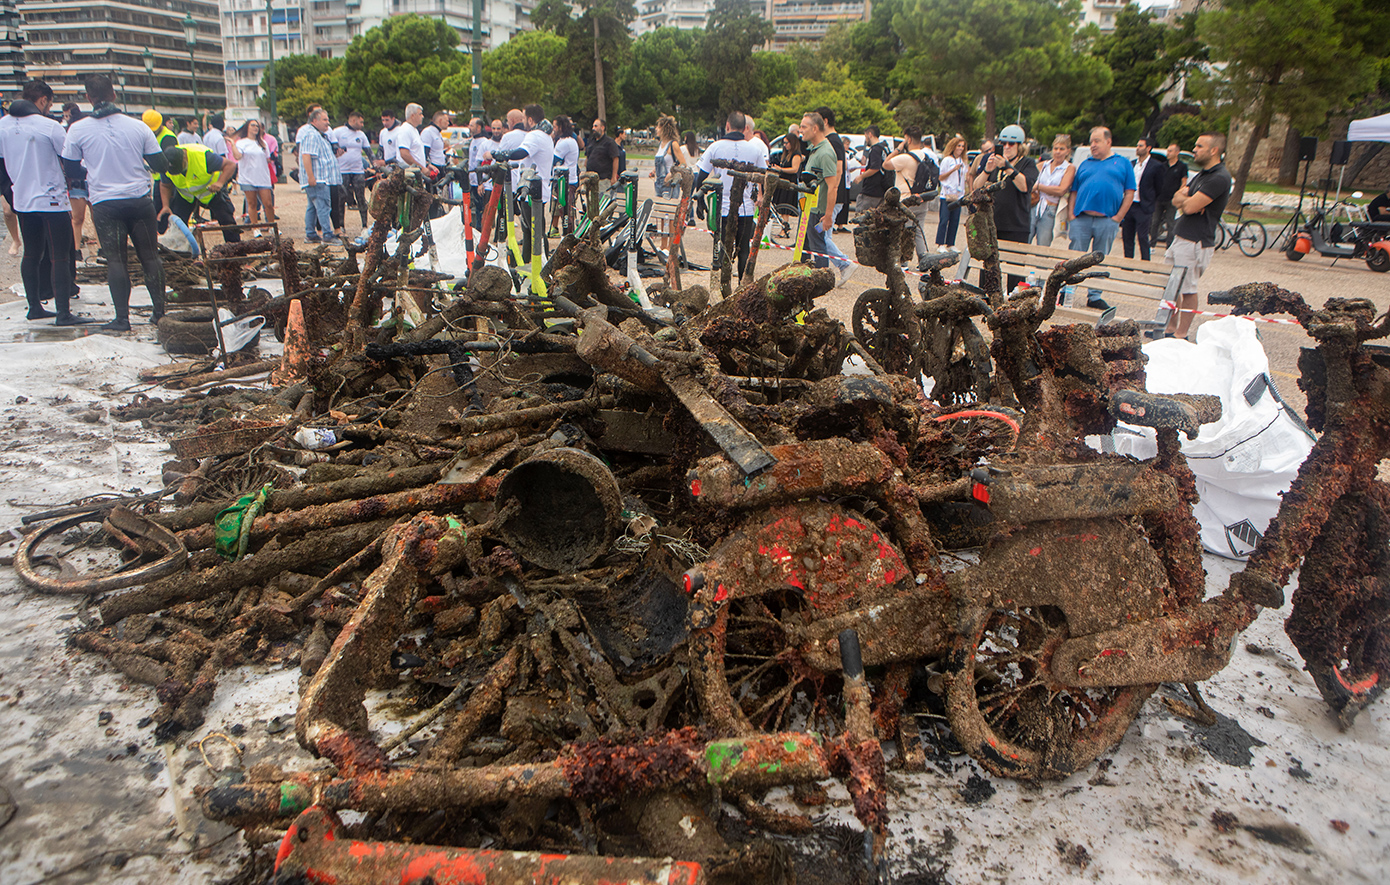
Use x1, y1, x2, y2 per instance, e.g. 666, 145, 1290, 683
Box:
272, 299, 310, 386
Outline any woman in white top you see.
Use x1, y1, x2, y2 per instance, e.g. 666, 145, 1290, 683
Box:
229, 120, 275, 224
1030, 135, 1075, 247
549, 115, 581, 235
935, 136, 968, 249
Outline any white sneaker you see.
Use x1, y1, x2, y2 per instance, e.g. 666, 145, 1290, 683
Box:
838, 264, 856, 286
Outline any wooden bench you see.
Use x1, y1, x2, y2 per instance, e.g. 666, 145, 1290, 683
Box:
991, 240, 1187, 329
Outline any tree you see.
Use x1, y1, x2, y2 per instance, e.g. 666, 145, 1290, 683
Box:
894, 0, 1113, 136
277, 73, 343, 127
1090, 7, 1204, 139
441, 30, 576, 118
533, 0, 636, 122
1201, 0, 1383, 204
615, 28, 714, 128
701, 0, 776, 115
257, 55, 341, 119
760, 64, 900, 139
338, 15, 469, 118
753, 52, 798, 109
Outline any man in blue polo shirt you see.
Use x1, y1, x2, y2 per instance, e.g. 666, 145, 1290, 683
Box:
1067, 126, 1134, 305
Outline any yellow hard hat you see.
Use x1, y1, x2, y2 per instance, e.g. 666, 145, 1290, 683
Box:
142, 110, 163, 131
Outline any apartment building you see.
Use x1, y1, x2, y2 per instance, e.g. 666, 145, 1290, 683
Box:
765, 0, 865, 51
0, 0, 23, 95
633, 0, 712, 35
1080, 0, 1131, 32
221, 0, 536, 123
18, 0, 225, 116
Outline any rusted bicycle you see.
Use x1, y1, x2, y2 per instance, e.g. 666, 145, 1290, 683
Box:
684, 238, 1246, 780
1207, 285, 1390, 727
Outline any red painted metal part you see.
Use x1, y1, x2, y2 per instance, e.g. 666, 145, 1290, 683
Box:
275, 805, 706, 885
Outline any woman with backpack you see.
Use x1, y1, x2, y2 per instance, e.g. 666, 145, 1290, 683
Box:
936, 136, 967, 250
884, 125, 938, 263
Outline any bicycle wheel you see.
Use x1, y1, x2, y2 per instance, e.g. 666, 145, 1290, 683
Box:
1286, 483, 1390, 728
944, 518, 1170, 779
690, 502, 915, 737
852, 287, 914, 376
767, 203, 799, 244
1213, 222, 1227, 251
1236, 220, 1267, 258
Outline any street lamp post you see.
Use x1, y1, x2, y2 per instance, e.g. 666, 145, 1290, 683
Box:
265, 0, 277, 133
118, 72, 127, 111
142, 47, 155, 109
182, 13, 199, 118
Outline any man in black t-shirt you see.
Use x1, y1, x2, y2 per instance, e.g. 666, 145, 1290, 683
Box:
584, 118, 621, 188
1151, 141, 1187, 249
1163, 132, 1232, 339
1367, 186, 1390, 223
854, 125, 892, 213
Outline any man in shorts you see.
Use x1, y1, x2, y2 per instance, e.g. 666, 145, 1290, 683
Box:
1162, 132, 1231, 340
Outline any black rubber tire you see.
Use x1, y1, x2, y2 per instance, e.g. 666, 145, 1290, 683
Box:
1236, 220, 1267, 258
1285, 244, 1306, 261
1366, 248, 1390, 273
156, 309, 259, 356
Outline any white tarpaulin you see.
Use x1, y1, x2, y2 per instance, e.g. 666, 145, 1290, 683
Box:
1105, 317, 1315, 559
1349, 112, 1390, 142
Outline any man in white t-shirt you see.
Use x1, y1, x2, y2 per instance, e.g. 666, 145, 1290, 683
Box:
378, 109, 401, 167
177, 117, 201, 146
696, 110, 768, 281
522, 104, 554, 227
396, 105, 426, 171
466, 116, 496, 229
420, 109, 451, 170
0, 79, 92, 325
333, 111, 371, 229
61, 74, 168, 331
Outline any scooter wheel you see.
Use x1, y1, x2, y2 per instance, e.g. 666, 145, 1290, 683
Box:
1366, 249, 1390, 273
1285, 244, 1305, 261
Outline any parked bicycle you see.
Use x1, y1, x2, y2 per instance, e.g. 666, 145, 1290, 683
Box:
1213, 201, 1268, 257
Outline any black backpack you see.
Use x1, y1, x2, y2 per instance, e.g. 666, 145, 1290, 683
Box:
910, 149, 940, 197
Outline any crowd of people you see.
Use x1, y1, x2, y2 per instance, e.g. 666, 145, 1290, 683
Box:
0, 75, 1235, 342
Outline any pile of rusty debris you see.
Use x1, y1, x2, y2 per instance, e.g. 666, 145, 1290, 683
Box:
9, 169, 1385, 884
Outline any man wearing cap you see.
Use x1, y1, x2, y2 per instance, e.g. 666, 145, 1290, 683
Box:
158, 141, 241, 242
973, 123, 1037, 291
144, 111, 178, 217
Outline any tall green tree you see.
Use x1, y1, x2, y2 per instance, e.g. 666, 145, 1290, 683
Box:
1201, 0, 1383, 204
440, 30, 577, 118
615, 28, 714, 127
894, 0, 1112, 136
1091, 7, 1204, 139
532, 0, 636, 122
257, 55, 341, 120
338, 15, 469, 118
760, 64, 899, 139
701, 0, 776, 115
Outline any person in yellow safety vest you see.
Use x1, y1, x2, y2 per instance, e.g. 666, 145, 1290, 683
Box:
158, 143, 242, 242
144, 110, 180, 217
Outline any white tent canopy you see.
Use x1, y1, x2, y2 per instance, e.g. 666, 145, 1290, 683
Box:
1348, 112, 1390, 142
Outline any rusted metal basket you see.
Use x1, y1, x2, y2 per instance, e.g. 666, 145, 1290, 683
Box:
171, 419, 285, 460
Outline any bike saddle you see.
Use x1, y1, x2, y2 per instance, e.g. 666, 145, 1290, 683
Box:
619, 171, 640, 183
491, 147, 528, 162
1110, 390, 1222, 440
918, 251, 961, 273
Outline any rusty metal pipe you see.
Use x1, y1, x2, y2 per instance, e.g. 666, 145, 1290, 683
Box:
274, 806, 707, 885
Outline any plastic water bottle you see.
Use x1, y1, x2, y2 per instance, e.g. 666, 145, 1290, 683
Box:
1026, 270, 1039, 289
293, 427, 339, 450
1063, 285, 1076, 308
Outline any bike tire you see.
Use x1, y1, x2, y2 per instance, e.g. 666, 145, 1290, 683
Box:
1286, 482, 1390, 728
1236, 220, 1267, 258
851, 287, 914, 376
1213, 222, 1227, 251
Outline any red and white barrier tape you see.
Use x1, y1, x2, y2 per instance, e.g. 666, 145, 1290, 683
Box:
1158, 301, 1301, 326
